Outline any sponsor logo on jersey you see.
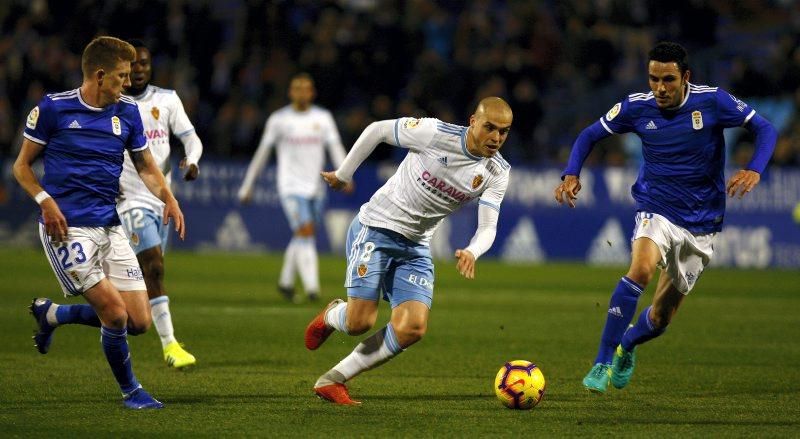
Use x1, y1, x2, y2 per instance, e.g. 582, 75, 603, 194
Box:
419, 170, 473, 203
358, 264, 368, 277
111, 116, 121, 135
605, 102, 621, 121
151, 106, 160, 120
728, 93, 747, 112
26, 106, 39, 129
472, 174, 483, 189
645, 120, 658, 130
145, 129, 169, 139
692, 110, 703, 130
437, 156, 448, 167
403, 118, 420, 129
68, 120, 82, 129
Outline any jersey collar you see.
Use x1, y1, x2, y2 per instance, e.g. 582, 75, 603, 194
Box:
461, 128, 482, 161
77, 88, 105, 112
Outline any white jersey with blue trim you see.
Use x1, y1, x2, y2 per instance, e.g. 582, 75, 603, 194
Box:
359, 117, 510, 245
117, 85, 197, 214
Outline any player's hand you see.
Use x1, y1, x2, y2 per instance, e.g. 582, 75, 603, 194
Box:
180, 158, 199, 181
41, 198, 69, 243
321, 171, 348, 191
163, 196, 186, 240
726, 169, 760, 199
455, 249, 476, 279
554, 175, 581, 208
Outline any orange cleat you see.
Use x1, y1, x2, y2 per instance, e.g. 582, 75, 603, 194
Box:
314, 383, 361, 405
305, 299, 343, 350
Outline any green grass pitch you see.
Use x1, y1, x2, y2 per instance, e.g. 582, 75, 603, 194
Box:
0, 248, 798, 436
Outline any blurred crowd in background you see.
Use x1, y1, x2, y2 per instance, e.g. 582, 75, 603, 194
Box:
1, 0, 800, 168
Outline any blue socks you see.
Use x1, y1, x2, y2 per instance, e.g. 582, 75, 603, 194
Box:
100, 326, 140, 395
56, 304, 100, 327
621, 306, 666, 351
594, 277, 643, 365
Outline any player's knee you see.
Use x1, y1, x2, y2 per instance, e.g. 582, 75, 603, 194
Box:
141, 258, 165, 282
393, 321, 427, 347
100, 304, 128, 330
295, 223, 315, 237
625, 266, 655, 287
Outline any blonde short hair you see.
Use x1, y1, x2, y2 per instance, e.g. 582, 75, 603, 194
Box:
81, 36, 136, 78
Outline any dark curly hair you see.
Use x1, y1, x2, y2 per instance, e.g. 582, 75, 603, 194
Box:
648, 42, 689, 75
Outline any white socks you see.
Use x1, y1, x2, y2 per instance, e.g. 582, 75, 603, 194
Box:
315, 324, 404, 387
295, 237, 320, 294
279, 238, 298, 289
150, 296, 176, 347
324, 300, 349, 334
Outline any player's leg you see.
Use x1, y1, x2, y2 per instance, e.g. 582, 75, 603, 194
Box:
278, 196, 302, 300
584, 213, 666, 393
294, 196, 322, 301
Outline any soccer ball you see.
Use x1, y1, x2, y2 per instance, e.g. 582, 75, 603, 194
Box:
494, 360, 546, 410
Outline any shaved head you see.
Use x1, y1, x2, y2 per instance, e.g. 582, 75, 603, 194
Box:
474, 97, 513, 122
467, 97, 513, 158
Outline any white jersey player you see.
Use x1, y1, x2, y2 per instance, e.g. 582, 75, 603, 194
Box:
238, 73, 348, 302
305, 97, 513, 405
117, 41, 202, 369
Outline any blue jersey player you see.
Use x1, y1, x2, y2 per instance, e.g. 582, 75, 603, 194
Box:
13, 36, 185, 409
554, 42, 777, 394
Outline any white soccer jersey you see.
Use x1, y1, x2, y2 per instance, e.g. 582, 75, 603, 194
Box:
359, 118, 510, 245
117, 85, 200, 214
239, 105, 346, 199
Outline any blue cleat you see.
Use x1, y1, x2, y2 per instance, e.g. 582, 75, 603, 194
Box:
29, 298, 56, 354
582, 363, 611, 394
123, 388, 164, 409
611, 345, 636, 389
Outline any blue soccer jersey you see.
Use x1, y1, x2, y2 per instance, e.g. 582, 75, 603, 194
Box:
567, 84, 759, 233
23, 89, 147, 227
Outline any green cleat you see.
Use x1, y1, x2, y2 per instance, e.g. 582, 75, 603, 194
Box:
611, 345, 636, 389
582, 363, 611, 393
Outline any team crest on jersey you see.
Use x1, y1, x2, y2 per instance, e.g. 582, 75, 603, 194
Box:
130, 232, 140, 246
111, 116, 121, 135
26, 106, 40, 129
151, 107, 160, 120
472, 174, 484, 189
692, 111, 703, 130
357, 264, 368, 277
642, 219, 650, 228
606, 103, 621, 121
403, 118, 420, 129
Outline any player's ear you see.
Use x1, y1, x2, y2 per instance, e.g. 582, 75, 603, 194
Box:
96, 68, 106, 84
683, 69, 690, 84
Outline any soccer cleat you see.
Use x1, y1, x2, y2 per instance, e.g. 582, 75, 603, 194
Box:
29, 298, 56, 354
611, 345, 636, 389
304, 299, 343, 350
163, 341, 196, 369
582, 363, 611, 394
277, 285, 295, 302
123, 387, 164, 409
314, 383, 361, 405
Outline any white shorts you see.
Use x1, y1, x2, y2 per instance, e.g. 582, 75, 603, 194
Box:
632, 212, 715, 294
38, 223, 146, 297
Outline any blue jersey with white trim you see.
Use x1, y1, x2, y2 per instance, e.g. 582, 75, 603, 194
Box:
23, 89, 147, 227
599, 83, 755, 233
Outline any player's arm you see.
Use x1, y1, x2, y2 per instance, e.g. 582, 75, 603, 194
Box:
555, 120, 612, 207
455, 203, 500, 280
171, 95, 203, 181
130, 147, 185, 239
726, 113, 777, 198
238, 116, 277, 203
323, 111, 354, 193
322, 119, 396, 191
13, 138, 68, 242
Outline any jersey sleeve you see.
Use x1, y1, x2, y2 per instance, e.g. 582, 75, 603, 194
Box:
391, 117, 437, 151
478, 167, 510, 212
168, 92, 196, 137
323, 110, 347, 168
23, 97, 56, 145
715, 88, 756, 128
599, 98, 635, 134
125, 104, 147, 152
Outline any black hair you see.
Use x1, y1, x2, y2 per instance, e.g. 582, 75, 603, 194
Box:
648, 42, 689, 74
125, 39, 147, 50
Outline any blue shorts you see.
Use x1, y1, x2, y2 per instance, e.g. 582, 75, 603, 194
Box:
119, 208, 168, 254
344, 217, 434, 309
280, 195, 324, 231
